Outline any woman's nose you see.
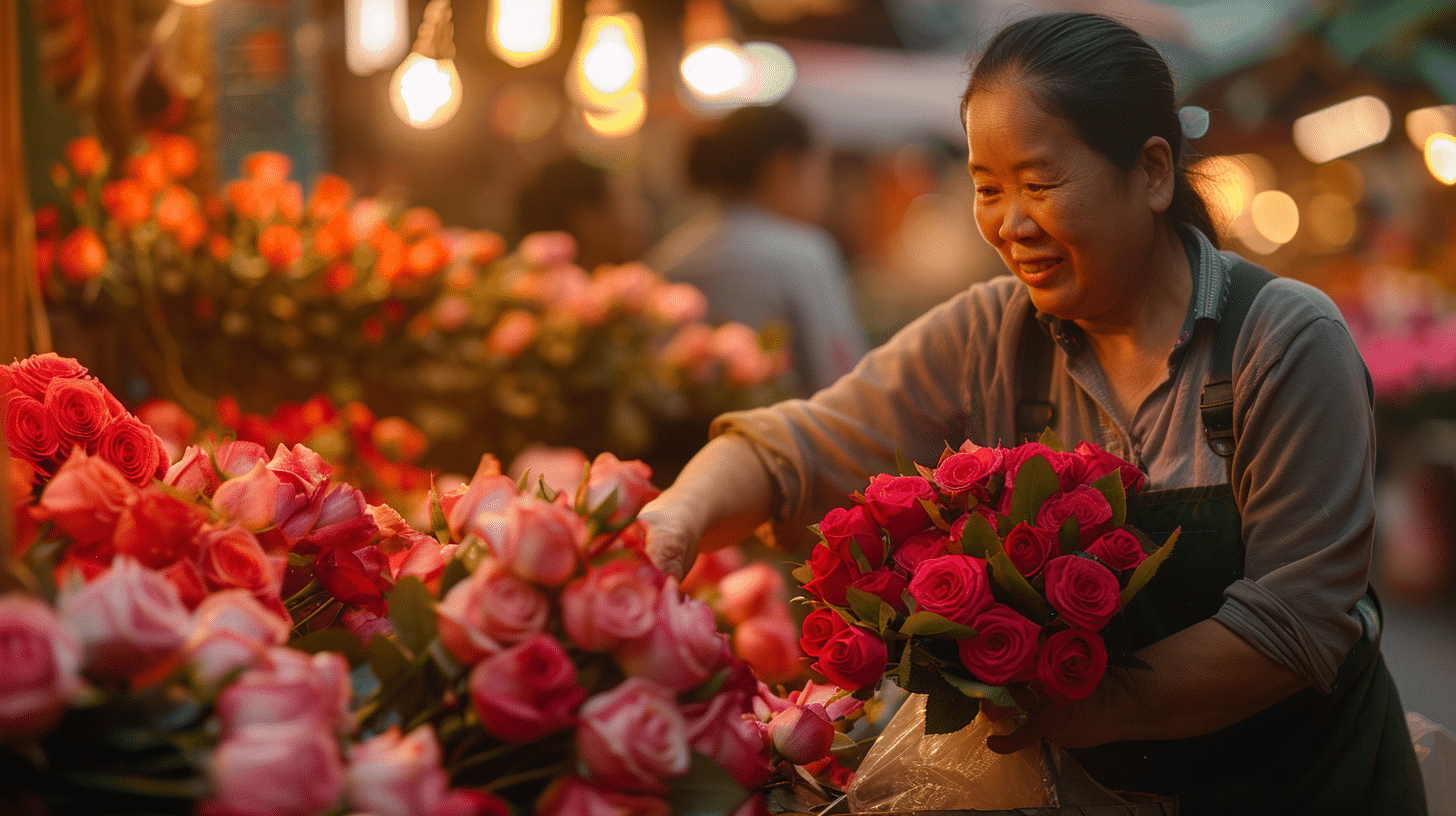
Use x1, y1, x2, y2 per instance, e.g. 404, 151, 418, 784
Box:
998, 198, 1039, 242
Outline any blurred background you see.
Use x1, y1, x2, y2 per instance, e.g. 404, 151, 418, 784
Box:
5, 0, 1454, 727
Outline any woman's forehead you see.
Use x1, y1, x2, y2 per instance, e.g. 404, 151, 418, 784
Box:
964, 87, 1077, 168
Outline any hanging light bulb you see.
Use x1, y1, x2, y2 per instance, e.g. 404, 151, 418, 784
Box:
390, 0, 462, 129
583, 91, 646, 138
681, 40, 747, 100
489, 0, 560, 68
346, 0, 408, 75
1426, 133, 1456, 185
567, 0, 646, 134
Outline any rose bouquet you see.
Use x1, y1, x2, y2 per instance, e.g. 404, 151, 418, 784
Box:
794, 433, 1178, 736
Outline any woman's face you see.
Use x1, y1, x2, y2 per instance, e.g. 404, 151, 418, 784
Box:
966, 80, 1162, 327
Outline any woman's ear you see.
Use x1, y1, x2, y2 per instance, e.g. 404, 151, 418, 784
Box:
1140, 136, 1176, 214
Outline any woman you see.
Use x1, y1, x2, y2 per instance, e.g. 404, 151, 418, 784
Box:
639, 12, 1426, 816
646, 104, 868, 397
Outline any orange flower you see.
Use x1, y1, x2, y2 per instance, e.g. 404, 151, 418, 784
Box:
156, 184, 196, 233
125, 150, 170, 191
34, 236, 56, 286
257, 224, 303, 272
399, 206, 442, 239
100, 178, 152, 230
34, 204, 59, 237
208, 234, 232, 262
153, 133, 198, 180
371, 227, 406, 281
65, 136, 105, 179
308, 174, 352, 221
57, 226, 107, 284
172, 212, 207, 252
225, 179, 264, 220
275, 181, 303, 222
459, 229, 507, 266
242, 151, 290, 185
370, 417, 427, 464
321, 262, 356, 294
405, 236, 448, 277
445, 263, 478, 291
311, 216, 352, 261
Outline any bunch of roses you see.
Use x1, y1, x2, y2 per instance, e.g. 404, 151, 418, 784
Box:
794, 436, 1177, 724
3, 353, 169, 489
681, 547, 807, 686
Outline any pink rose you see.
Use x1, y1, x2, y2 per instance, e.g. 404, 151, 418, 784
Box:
198, 524, 283, 598
933, 445, 1003, 502
681, 680, 773, 789
36, 449, 137, 547
850, 567, 909, 613
469, 634, 585, 742
474, 494, 584, 586
5, 393, 61, 469
134, 399, 195, 463
958, 603, 1040, 685
43, 376, 114, 451
650, 281, 709, 324
111, 484, 207, 571
680, 546, 744, 595
436, 559, 549, 664
1003, 522, 1057, 578
342, 608, 395, 642
519, 230, 577, 267
217, 647, 353, 736
0, 593, 83, 737
797, 608, 847, 659
185, 589, 291, 687
346, 726, 449, 816
584, 452, 660, 528
507, 444, 588, 496
789, 679, 865, 721
801, 544, 861, 607
997, 443, 1056, 512
1043, 554, 1121, 631
733, 611, 803, 683
560, 556, 661, 652
716, 562, 786, 626
768, 703, 835, 765
59, 556, 192, 680
392, 538, 452, 592
817, 504, 886, 569
907, 555, 993, 625
444, 457, 517, 540
1035, 484, 1114, 545
536, 776, 670, 816
4, 353, 89, 400
94, 417, 168, 485
1036, 628, 1108, 705
202, 723, 345, 816
213, 462, 288, 531
861, 474, 935, 540
484, 310, 538, 359
812, 625, 887, 692
1085, 527, 1149, 572
1074, 440, 1146, 495
165, 444, 221, 497
265, 444, 332, 541
615, 577, 731, 692
890, 527, 950, 575
577, 676, 691, 793
214, 440, 269, 479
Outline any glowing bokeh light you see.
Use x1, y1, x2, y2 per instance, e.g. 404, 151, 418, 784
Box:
582, 24, 636, 97
740, 41, 795, 104
1406, 105, 1456, 150
583, 91, 646, 138
1306, 192, 1357, 248
1250, 190, 1299, 245
1426, 133, 1456, 185
1291, 95, 1391, 164
345, 0, 407, 75
390, 52, 462, 129
681, 42, 747, 99
489, 0, 560, 68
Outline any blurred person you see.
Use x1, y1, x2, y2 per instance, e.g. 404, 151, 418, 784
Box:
647, 104, 869, 397
515, 156, 651, 272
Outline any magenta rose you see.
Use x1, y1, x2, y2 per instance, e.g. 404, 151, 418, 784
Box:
1003, 522, 1058, 578
958, 603, 1041, 685
436, 559, 550, 663
560, 556, 661, 652
798, 607, 847, 658
891, 527, 950, 575
1085, 527, 1149, 572
1074, 440, 1147, 494
682, 679, 773, 789
474, 494, 584, 587
812, 625, 887, 691
35, 450, 138, 547
577, 676, 691, 793
1036, 628, 1108, 705
0, 593, 83, 738
583, 452, 661, 527
817, 504, 886, 569
1035, 483, 1114, 544
716, 562, 786, 626
470, 634, 585, 742
1043, 554, 1121, 631
615, 577, 731, 691
5, 393, 61, 470
851, 567, 909, 613
345, 726, 449, 816
862, 474, 936, 540
43, 376, 114, 451
536, 775, 670, 816
111, 485, 208, 571
216, 647, 354, 736
997, 442, 1057, 511
907, 554, 993, 625
202, 722, 345, 816
801, 544, 860, 607
933, 445, 1003, 501
94, 417, 168, 486
768, 703, 835, 765
59, 556, 192, 681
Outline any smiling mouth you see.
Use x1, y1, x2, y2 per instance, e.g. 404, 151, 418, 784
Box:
1016, 258, 1061, 276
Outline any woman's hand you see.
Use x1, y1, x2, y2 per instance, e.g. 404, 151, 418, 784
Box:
638, 498, 706, 580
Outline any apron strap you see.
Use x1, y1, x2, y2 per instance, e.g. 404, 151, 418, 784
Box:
1199, 260, 1274, 466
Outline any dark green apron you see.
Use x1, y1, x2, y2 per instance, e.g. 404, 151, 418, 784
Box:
1066, 483, 1428, 816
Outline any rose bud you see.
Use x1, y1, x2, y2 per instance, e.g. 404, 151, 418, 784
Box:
768, 703, 835, 765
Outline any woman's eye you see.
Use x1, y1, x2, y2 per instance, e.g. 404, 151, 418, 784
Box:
1025, 183, 1051, 193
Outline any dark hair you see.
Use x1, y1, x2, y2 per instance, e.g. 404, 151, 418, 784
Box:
962, 12, 1218, 246
687, 104, 812, 196
516, 157, 611, 236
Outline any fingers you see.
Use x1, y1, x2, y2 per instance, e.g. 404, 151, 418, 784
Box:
638, 509, 698, 580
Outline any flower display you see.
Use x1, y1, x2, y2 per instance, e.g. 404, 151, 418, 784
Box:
793, 433, 1178, 734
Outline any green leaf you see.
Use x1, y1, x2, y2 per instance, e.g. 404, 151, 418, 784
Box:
1058, 514, 1081, 555
386, 576, 439, 655
368, 631, 413, 685
924, 674, 981, 735
845, 586, 884, 624
918, 498, 953, 532
1006, 455, 1059, 528
666, 753, 751, 816
1121, 527, 1180, 607
897, 643, 945, 695
1091, 469, 1128, 527
942, 673, 1018, 710
288, 629, 367, 667
428, 481, 450, 543
286, 552, 314, 568
790, 563, 814, 585
957, 512, 999, 558
915, 461, 939, 483
878, 601, 899, 634
439, 557, 471, 596
900, 611, 977, 639
894, 449, 917, 477
1038, 428, 1067, 453
983, 534, 1054, 624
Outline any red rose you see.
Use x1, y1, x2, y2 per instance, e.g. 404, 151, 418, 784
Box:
891, 527, 950, 575
998, 442, 1056, 505
813, 626, 887, 692
798, 607, 847, 658
469, 634, 586, 742
1049, 451, 1094, 493
1085, 527, 1148, 572
35, 450, 137, 548
5, 353, 89, 400
43, 376, 114, 451
958, 603, 1040, 685
933, 445, 1002, 501
1003, 522, 1057, 578
1074, 441, 1146, 495
317, 546, 393, 616
862, 474, 936, 540
198, 524, 283, 598
94, 418, 168, 486
1035, 484, 1114, 545
907, 555, 993, 625
801, 544, 861, 607
111, 485, 207, 570
1036, 628, 1108, 705
851, 567, 909, 613
1043, 554, 1120, 631
5, 393, 61, 469
817, 504, 886, 569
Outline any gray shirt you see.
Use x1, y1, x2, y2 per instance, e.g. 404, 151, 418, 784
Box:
713, 227, 1373, 693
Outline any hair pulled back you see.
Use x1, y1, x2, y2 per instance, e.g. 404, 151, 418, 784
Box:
963, 12, 1218, 246
686, 104, 811, 197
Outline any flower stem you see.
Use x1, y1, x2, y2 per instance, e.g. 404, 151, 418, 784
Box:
446, 740, 519, 779
479, 761, 573, 793
290, 598, 339, 635
354, 648, 434, 728
284, 578, 323, 607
